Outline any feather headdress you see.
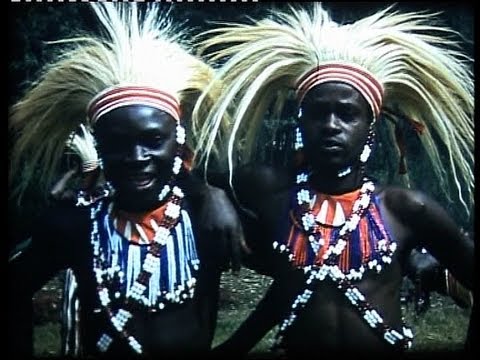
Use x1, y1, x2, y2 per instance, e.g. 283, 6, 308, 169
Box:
194, 3, 474, 214
9, 3, 215, 205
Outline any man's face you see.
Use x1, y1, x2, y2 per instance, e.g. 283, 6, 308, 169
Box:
298, 82, 372, 172
94, 105, 178, 212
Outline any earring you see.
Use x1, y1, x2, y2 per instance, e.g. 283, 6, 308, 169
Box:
158, 184, 172, 202
359, 144, 372, 163
297, 107, 303, 119
360, 126, 375, 164
176, 125, 186, 145
294, 127, 304, 150
105, 181, 115, 195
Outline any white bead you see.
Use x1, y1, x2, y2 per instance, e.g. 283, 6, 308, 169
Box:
165, 203, 181, 219
403, 327, 414, 339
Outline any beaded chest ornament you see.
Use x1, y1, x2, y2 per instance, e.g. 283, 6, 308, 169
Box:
271, 172, 413, 350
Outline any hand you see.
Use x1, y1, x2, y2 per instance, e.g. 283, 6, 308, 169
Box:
199, 185, 250, 273
406, 248, 441, 292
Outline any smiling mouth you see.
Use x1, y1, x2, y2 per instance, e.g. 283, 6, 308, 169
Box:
128, 174, 156, 189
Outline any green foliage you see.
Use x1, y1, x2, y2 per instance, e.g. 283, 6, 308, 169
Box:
403, 294, 470, 351
34, 323, 60, 357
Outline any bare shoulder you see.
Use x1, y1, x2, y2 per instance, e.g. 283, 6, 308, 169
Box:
377, 185, 458, 234
375, 185, 473, 290
377, 185, 430, 219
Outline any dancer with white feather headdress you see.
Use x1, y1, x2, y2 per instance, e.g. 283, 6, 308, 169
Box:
193, 3, 474, 355
9, 3, 243, 357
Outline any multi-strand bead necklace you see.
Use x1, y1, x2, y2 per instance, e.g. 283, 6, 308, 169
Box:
272, 172, 413, 350
90, 125, 200, 355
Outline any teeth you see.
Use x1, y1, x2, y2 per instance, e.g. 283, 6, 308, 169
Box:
131, 175, 152, 181
130, 175, 153, 187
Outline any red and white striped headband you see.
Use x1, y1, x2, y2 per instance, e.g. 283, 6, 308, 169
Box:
87, 85, 181, 124
295, 63, 384, 118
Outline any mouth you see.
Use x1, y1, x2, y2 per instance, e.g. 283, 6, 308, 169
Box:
318, 139, 344, 151
127, 173, 156, 190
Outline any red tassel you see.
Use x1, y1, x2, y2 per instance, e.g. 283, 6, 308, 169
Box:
292, 232, 308, 267
408, 118, 426, 135
183, 145, 194, 172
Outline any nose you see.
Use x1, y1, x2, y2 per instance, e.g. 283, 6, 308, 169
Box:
126, 144, 150, 162
322, 112, 341, 133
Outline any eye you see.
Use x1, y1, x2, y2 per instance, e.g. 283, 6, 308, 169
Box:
337, 105, 358, 121
144, 135, 166, 147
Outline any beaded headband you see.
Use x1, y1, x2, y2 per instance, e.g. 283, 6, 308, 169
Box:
295, 62, 384, 119
87, 85, 182, 124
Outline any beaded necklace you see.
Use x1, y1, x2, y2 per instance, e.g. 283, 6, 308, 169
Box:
272, 172, 413, 350
91, 187, 200, 354
89, 124, 200, 355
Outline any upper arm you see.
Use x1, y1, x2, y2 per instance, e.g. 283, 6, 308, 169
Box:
386, 189, 473, 289
232, 166, 291, 276
231, 163, 291, 216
